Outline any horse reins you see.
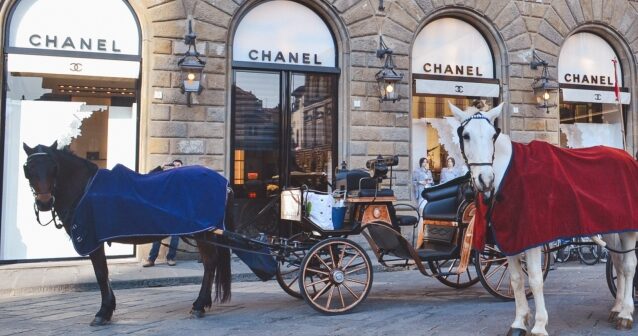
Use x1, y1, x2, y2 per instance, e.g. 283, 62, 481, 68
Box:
23, 152, 63, 229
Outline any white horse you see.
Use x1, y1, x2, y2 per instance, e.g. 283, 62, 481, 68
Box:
448, 102, 637, 335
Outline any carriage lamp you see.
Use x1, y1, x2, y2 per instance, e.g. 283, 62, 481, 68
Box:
530, 51, 558, 114
178, 20, 206, 107
375, 36, 403, 103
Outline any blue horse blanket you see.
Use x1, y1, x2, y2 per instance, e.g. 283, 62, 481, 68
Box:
71, 164, 277, 280
72, 164, 229, 255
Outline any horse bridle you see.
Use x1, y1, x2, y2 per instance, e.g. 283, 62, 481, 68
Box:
23, 152, 63, 229
456, 112, 501, 168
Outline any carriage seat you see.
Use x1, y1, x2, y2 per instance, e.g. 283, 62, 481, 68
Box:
358, 188, 394, 197
422, 173, 471, 221
395, 215, 418, 227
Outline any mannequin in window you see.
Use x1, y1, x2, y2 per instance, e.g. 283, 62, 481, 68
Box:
440, 157, 461, 184
412, 157, 433, 205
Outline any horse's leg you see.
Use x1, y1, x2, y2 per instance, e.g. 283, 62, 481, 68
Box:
89, 246, 116, 326
506, 254, 532, 336
191, 240, 216, 318
615, 232, 637, 330
603, 234, 624, 322
526, 247, 548, 336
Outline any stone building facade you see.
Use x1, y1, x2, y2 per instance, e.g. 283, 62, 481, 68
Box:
1, 0, 637, 262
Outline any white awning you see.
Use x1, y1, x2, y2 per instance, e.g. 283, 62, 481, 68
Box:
561, 88, 630, 104
415, 79, 500, 97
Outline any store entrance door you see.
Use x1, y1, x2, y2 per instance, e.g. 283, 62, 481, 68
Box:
231, 70, 336, 235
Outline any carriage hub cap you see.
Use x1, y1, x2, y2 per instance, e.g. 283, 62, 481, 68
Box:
331, 269, 345, 284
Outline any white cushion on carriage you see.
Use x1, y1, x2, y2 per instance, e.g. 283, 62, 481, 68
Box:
305, 191, 333, 230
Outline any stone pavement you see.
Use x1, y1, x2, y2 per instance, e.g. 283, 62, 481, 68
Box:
0, 262, 631, 336
0, 256, 262, 297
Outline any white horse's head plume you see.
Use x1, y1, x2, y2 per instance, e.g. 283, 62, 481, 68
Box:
449, 101, 504, 194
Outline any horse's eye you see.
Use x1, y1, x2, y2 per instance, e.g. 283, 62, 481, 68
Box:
463, 133, 470, 141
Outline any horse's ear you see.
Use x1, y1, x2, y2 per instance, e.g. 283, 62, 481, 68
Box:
23, 143, 35, 155
49, 141, 58, 150
483, 103, 505, 123
448, 101, 468, 121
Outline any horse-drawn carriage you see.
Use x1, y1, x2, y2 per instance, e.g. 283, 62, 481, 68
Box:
221, 154, 550, 314
22, 127, 635, 332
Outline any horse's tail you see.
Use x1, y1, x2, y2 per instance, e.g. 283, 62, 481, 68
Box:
213, 188, 235, 303
213, 241, 231, 303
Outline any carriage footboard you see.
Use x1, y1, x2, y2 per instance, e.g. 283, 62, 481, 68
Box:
361, 222, 431, 276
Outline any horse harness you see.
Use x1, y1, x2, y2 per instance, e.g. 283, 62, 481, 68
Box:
456, 112, 501, 169
23, 151, 63, 229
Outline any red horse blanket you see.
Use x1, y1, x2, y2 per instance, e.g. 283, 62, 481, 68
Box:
474, 140, 638, 255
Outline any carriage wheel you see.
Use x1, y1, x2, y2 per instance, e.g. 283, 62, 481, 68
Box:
298, 237, 373, 314
474, 244, 550, 301
428, 255, 481, 289
576, 237, 602, 265
276, 233, 318, 299
605, 257, 638, 305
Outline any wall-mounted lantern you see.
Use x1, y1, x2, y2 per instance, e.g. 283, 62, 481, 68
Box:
375, 36, 403, 103
178, 20, 206, 107
530, 51, 559, 113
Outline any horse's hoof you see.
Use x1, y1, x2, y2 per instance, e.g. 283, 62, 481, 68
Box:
615, 318, 633, 330
608, 311, 619, 323
90, 316, 110, 326
190, 309, 205, 318
506, 328, 527, 336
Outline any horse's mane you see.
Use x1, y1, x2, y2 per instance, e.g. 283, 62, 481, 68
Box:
39, 145, 99, 172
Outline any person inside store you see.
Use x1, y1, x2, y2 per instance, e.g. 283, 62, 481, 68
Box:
143, 159, 183, 267
440, 157, 460, 184
413, 157, 434, 207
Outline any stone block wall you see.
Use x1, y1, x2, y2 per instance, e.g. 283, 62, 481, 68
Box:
139, 0, 638, 203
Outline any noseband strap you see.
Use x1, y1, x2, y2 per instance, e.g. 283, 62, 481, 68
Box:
456, 112, 501, 167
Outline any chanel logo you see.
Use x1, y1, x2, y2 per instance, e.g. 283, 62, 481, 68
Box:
69, 63, 83, 72
455, 85, 464, 93
594, 93, 602, 101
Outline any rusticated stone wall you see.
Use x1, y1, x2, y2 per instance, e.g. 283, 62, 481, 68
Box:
136, 0, 638, 202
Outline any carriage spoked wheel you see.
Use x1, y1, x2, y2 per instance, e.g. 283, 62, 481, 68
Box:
298, 237, 373, 314
474, 243, 550, 300
605, 257, 638, 305
428, 256, 481, 289
276, 232, 318, 299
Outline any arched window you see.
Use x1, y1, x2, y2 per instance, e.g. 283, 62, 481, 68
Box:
1, 0, 141, 261
411, 18, 499, 190
558, 32, 629, 149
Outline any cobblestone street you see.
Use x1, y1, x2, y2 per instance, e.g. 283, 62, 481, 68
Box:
0, 263, 632, 336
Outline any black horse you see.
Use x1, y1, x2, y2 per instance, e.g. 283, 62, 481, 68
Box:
22, 142, 231, 325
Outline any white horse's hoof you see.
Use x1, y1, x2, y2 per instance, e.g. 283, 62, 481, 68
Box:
615, 318, 633, 330
505, 328, 527, 336
608, 311, 619, 323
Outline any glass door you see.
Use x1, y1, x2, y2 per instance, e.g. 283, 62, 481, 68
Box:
231, 70, 337, 235
231, 71, 282, 234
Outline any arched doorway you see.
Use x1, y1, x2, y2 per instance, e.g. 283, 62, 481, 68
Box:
1, 0, 142, 261
230, 0, 339, 234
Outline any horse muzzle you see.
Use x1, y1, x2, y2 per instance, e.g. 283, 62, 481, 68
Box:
35, 195, 55, 211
